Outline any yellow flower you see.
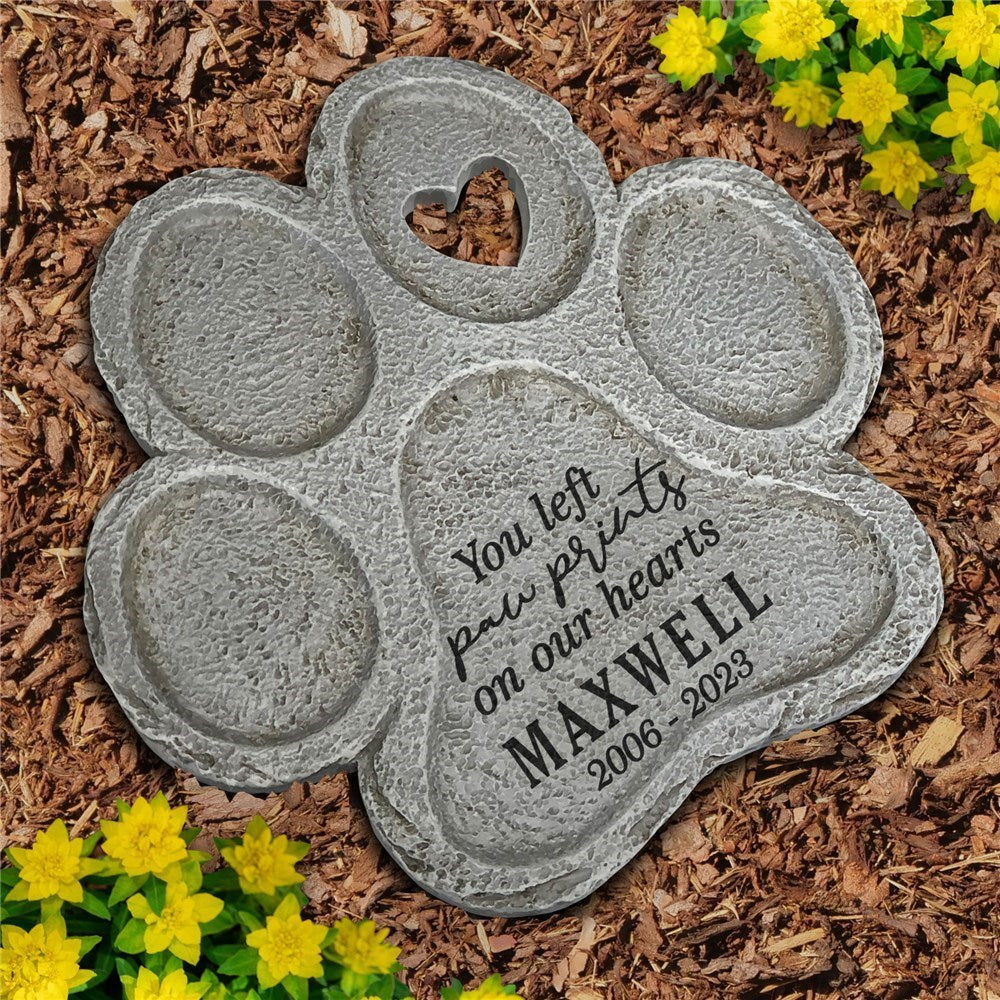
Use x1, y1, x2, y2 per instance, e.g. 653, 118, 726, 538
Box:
845, 0, 929, 45
932, 75, 1000, 144
6, 819, 102, 904
650, 6, 726, 90
861, 140, 937, 209
329, 917, 401, 976
772, 79, 837, 127
837, 61, 909, 141
246, 894, 327, 987
0, 919, 95, 1000
933, 0, 1000, 68
129, 967, 209, 1000
461, 974, 524, 999
101, 793, 189, 879
742, 0, 835, 62
126, 881, 223, 964
967, 147, 1000, 221
219, 815, 306, 896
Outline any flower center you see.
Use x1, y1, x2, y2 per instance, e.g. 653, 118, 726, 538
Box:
266, 921, 310, 968
887, 151, 917, 184
860, 0, 909, 33
684, 21, 711, 50
36, 842, 79, 884
955, 3, 997, 48
15, 949, 44, 987
856, 75, 895, 116
150, 899, 186, 936
778, 6, 823, 45
129, 822, 172, 866
244, 852, 274, 884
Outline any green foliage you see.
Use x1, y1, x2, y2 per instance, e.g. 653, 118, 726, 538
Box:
1, 803, 523, 1000
649, 0, 1000, 219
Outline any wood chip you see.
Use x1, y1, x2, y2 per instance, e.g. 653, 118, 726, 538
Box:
764, 927, 827, 954
910, 716, 965, 768
321, 3, 368, 58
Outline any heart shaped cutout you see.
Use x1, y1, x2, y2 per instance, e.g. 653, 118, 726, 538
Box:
407, 163, 523, 267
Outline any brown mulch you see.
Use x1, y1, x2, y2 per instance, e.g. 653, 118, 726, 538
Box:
2, 2, 999, 998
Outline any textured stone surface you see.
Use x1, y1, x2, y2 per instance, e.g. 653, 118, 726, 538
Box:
85, 57, 943, 916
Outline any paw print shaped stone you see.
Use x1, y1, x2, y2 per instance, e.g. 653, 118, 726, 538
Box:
86, 58, 942, 916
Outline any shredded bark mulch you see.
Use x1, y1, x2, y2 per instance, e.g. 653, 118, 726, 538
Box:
2, 3, 998, 997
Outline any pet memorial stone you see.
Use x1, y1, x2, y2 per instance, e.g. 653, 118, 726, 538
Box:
85, 57, 943, 916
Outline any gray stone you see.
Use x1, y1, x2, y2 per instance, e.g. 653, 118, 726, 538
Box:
85, 57, 943, 916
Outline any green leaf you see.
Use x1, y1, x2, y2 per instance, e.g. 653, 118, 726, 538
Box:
202, 867, 240, 894
1, 866, 21, 887
162, 954, 184, 975
114, 918, 147, 954
282, 976, 309, 1000
440, 981, 465, 1000
699, 0, 723, 20
771, 58, 794, 82
911, 76, 944, 97
109, 874, 146, 906
81, 831, 103, 857
200, 904, 240, 936
145, 950, 168, 976
179, 858, 204, 894
826, 31, 845, 57
321, 989, 351, 1000
86, 945, 115, 988
714, 52, 733, 81
243, 817, 267, 841
0, 899, 37, 920
895, 107, 919, 126
920, 139, 951, 161
894, 67, 931, 93
796, 59, 823, 83
363, 975, 396, 1000
983, 114, 1000, 148
237, 909, 265, 934
340, 969, 372, 996
182, 826, 201, 846
218, 947, 260, 977
919, 99, 950, 125
76, 934, 102, 958
2, 879, 28, 903
204, 942, 243, 965
76, 889, 110, 919
287, 841, 310, 862
902, 18, 924, 52
874, 57, 897, 82
146, 877, 167, 916
849, 47, 875, 72
116, 957, 140, 980
951, 135, 973, 168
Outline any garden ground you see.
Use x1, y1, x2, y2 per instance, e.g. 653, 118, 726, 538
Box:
2, 3, 998, 997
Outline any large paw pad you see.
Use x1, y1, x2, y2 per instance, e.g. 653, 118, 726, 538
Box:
86, 58, 942, 916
